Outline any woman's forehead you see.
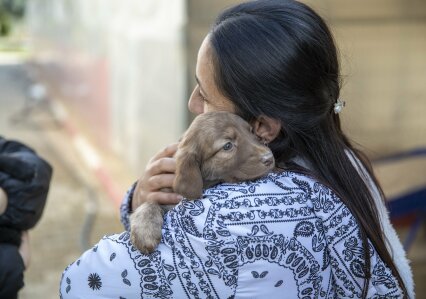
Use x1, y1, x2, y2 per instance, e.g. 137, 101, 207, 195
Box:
196, 37, 214, 85
194, 35, 235, 113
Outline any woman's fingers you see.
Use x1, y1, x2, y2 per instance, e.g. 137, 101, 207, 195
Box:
149, 143, 179, 163
132, 188, 182, 211
131, 143, 181, 211
146, 191, 183, 205
136, 173, 180, 201
147, 173, 176, 191
146, 157, 176, 177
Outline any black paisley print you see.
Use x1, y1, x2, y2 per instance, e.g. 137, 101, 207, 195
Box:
60, 172, 403, 298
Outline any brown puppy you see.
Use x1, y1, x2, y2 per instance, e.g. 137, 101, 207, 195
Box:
130, 111, 274, 253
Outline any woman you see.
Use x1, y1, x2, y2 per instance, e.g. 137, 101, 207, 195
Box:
60, 1, 414, 298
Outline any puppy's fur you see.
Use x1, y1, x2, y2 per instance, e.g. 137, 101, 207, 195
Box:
130, 111, 275, 253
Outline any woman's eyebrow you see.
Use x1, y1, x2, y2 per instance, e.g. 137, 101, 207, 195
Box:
195, 75, 208, 96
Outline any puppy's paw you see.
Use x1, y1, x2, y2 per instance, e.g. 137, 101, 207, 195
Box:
130, 225, 162, 254
129, 202, 164, 254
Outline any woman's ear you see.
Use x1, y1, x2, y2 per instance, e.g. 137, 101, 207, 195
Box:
252, 115, 282, 144
173, 152, 203, 199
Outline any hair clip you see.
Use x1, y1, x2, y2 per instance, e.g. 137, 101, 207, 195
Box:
333, 99, 345, 114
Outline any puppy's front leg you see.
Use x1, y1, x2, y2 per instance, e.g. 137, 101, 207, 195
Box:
130, 202, 164, 254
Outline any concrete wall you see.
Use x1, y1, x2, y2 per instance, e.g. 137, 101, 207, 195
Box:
316, 0, 426, 156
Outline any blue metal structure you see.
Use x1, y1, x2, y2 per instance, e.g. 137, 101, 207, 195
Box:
374, 148, 426, 252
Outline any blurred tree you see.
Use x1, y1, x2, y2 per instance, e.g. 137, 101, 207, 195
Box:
0, 0, 26, 36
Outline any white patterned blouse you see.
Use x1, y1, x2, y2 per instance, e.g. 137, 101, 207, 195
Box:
60, 171, 404, 298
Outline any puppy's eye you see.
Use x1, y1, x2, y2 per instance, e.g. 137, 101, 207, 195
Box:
223, 142, 233, 151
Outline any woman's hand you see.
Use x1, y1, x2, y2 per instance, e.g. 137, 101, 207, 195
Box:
19, 231, 31, 269
0, 187, 7, 215
132, 143, 183, 211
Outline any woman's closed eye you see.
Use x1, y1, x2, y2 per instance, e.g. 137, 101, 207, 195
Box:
198, 89, 207, 102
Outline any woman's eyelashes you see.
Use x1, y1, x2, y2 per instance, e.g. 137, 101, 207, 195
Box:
198, 89, 207, 102
194, 84, 207, 101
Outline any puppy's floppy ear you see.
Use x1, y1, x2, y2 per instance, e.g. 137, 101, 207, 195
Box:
173, 152, 203, 199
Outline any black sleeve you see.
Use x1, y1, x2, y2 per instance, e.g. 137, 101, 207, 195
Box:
0, 136, 53, 230
0, 244, 25, 299
0, 136, 36, 156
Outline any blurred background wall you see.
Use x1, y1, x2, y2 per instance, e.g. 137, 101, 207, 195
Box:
26, 0, 187, 175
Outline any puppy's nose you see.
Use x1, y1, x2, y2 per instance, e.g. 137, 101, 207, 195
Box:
261, 152, 274, 166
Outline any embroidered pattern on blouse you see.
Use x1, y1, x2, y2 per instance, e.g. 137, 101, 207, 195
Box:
87, 273, 102, 290
61, 171, 403, 299
108, 232, 176, 298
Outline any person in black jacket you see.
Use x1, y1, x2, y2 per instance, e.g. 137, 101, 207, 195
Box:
0, 136, 52, 299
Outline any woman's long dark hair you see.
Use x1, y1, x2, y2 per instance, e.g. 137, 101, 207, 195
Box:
209, 0, 407, 297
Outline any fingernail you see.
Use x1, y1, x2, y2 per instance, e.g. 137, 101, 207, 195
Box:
176, 195, 183, 202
